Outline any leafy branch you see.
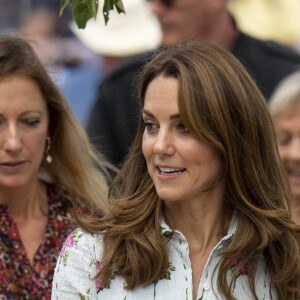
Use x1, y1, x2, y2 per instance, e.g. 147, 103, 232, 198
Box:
60, 0, 125, 29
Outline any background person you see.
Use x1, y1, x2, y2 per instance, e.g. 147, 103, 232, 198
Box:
228, 0, 300, 47
87, 0, 300, 167
52, 40, 300, 300
68, 0, 161, 127
17, 4, 101, 127
0, 34, 110, 299
269, 71, 300, 224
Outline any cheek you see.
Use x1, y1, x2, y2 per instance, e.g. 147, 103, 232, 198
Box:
142, 134, 151, 160
190, 144, 222, 173
278, 147, 289, 161
27, 131, 48, 158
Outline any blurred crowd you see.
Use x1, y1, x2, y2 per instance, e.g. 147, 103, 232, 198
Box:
1, 0, 299, 127
0, 0, 161, 126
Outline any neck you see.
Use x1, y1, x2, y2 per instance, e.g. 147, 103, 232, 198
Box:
0, 181, 48, 220
207, 11, 239, 51
164, 191, 229, 250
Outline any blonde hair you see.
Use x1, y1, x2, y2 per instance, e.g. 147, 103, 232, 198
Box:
0, 34, 112, 216
269, 71, 300, 117
79, 40, 300, 299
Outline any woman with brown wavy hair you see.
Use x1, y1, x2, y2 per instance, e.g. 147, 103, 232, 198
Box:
53, 40, 300, 300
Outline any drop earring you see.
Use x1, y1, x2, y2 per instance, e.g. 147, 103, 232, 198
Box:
45, 136, 52, 163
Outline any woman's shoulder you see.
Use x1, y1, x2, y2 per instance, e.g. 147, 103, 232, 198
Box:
62, 228, 103, 252
56, 228, 104, 269
53, 228, 105, 297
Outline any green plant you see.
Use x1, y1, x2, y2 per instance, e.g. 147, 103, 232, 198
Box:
60, 0, 125, 29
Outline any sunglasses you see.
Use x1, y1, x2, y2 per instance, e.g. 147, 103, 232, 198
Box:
148, 0, 175, 8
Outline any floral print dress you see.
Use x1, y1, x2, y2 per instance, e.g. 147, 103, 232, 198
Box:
52, 216, 276, 300
0, 184, 74, 300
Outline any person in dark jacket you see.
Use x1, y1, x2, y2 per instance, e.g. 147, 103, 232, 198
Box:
87, 0, 300, 167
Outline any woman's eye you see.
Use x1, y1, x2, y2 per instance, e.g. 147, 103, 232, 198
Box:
177, 123, 189, 134
22, 119, 41, 127
144, 121, 157, 132
276, 133, 291, 146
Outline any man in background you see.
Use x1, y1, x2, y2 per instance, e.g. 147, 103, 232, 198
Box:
88, 0, 300, 167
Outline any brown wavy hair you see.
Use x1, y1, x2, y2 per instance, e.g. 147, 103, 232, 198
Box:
77, 40, 300, 299
0, 34, 112, 215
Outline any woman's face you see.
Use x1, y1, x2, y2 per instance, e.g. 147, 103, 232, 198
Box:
275, 101, 300, 201
0, 75, 49, 190
142, 75, 224, 204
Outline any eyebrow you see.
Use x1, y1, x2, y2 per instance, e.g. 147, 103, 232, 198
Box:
0, 110, 44, 117
142, 109, 181, 121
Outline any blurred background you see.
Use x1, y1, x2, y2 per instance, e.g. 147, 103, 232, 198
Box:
1, 0, 298, 51
1, 0, 299, 124
0, 0, 162, 126
228, 0, 300, 48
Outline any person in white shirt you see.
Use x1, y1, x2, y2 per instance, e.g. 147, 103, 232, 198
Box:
52, 40, 300, 300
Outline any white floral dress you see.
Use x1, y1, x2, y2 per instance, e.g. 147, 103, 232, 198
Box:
52, 217, 275, 300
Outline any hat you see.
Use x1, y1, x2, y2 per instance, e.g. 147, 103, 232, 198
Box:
71, 0, 162, 57
228, 0, 300, 45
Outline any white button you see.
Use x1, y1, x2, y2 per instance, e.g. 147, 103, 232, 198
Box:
203, 283, 210, 290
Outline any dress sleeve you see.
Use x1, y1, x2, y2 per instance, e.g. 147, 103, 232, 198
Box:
51, 228, 101, 300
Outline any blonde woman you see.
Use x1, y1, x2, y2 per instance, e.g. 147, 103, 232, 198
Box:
0, 35, 111, 299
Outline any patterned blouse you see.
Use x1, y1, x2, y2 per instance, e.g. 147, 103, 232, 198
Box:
52, 216, 276, 300
0, 184, 74, 300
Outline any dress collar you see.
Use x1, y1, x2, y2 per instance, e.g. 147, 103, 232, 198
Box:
160, 212, 237, 242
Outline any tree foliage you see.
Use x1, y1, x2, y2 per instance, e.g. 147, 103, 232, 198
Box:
60, 0, 125, 28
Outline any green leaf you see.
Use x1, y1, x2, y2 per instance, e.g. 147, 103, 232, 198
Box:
86, 0, 99, 19
72, 0, 94, 29
59, 0, 70, 16
115, 0, 125, 13
103, 0, 125, 25
60, 0, 125, 28
103, 0, 114, 11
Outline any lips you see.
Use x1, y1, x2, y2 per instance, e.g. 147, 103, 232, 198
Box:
0, 161, 26, 167
287, 171, 300, 180
285, 165, 300, 176
288, 171, 300, 177
0, 161, 24, 166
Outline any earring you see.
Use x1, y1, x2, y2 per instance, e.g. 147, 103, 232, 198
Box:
45, 136, 52, 163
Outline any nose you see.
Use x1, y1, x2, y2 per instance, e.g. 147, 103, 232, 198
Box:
153, 129, 175, 156
2, 125, 22, 153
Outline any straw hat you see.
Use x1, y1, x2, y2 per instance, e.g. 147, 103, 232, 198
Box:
71, 0, 162, 57
228, 0, 300, 45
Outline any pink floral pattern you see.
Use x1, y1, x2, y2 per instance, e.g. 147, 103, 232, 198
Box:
93, 259, 115, 293
229, 257, 249, 277
0, 184, 74, 299
59, 228, 83, 266
229, 257, 249, 290
52, 217, 272, 299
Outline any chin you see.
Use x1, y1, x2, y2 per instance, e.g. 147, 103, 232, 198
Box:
0, 179, 29, 190
157, 192, 180, 203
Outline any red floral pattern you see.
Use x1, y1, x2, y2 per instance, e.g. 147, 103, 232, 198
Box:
0, 184, 74, 299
